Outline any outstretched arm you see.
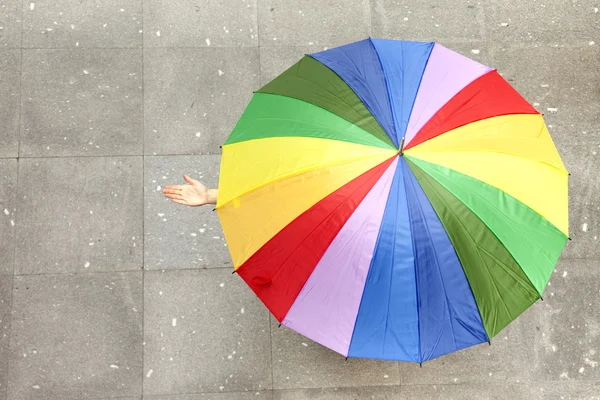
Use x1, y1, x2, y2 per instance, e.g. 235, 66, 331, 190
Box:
162, 174, 218, 206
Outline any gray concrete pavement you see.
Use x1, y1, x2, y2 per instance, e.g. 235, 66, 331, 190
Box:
0, 0, 598, 399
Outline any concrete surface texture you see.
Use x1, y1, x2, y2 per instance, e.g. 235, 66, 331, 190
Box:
0, 0, 598, 399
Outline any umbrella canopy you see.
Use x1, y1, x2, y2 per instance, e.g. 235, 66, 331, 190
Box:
216, 38, 569, 363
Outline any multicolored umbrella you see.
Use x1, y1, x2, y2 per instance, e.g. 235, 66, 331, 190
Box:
216, 38, 569, 363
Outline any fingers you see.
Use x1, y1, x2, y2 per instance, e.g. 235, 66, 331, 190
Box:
163, 190, 185, 200
165, 192, 186, 202
163, 189, 189, 205
162, 187, 183, 195
163, 184, 183, 191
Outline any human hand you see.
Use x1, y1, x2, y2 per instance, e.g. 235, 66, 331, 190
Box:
162, 174, 218, 206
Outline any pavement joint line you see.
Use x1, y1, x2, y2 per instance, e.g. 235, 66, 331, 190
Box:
7, 255, 591, 279
1, 153, 222, 160
137, 378, 595, 397
4, 1, 26, 397
141, 0, 146, 396
10, 267, 236, 278
13, 42, 599, 50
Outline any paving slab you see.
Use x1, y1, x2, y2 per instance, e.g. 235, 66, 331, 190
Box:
143, 48, 259, 155
401, 382, 600, 400
271, 318, 399, 390
0, 50, 20, 158
15, 157, 143, 275
20, 49, 143, 157
371, 0, 487, 42
145, 392, 273, 400
527, 259, 600, 381
0, 0, 21, 48
0, 159, 17, 276
258, 0, 371, 48
561, 144, 600, 259
273, 382, 600, 399
100, 397, 140, 400
273, 386, 402, 400
143, 0, 257, 48
532, 381, 600, 399
7, 272, 143, 400
22, 0, 142, 48
143, 269, 271, 395
438, 41, 494, 66
0, 277, 12, 400
144, 155, 230, 270
489, 0, 599, 44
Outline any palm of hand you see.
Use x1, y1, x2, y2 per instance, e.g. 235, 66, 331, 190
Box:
179, 182, 209, 206
162, 175, 209, 207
